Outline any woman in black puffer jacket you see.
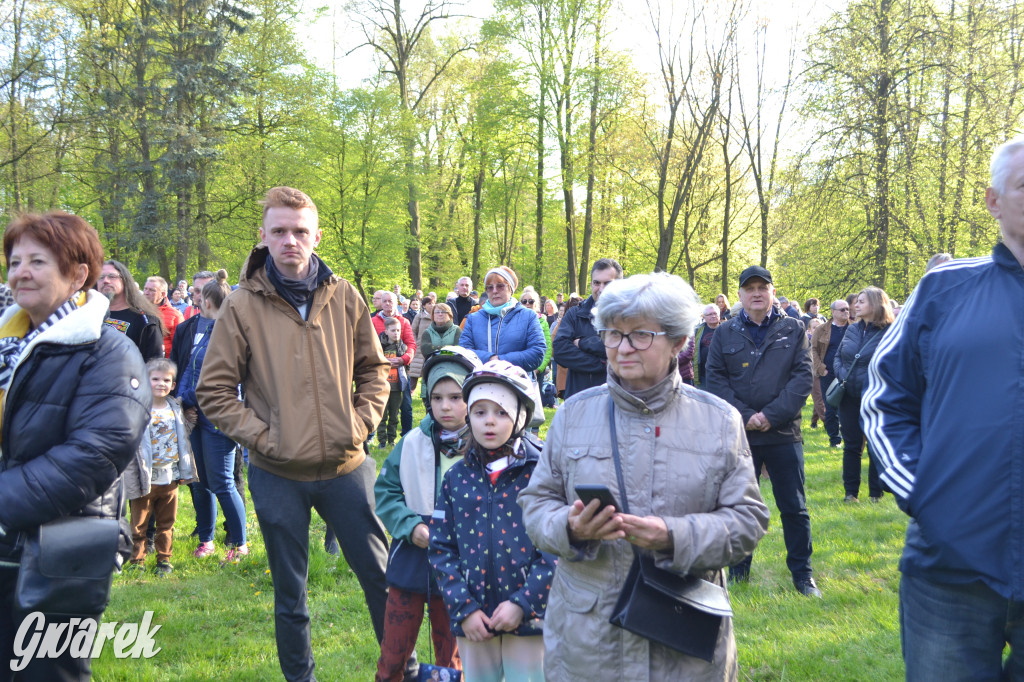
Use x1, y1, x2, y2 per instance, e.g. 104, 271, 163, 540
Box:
0, 212, 150, 680
834, 286, 894, 503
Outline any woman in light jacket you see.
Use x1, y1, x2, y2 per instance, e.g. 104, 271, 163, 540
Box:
519, 272, 769, 681
833, 286, 893, 503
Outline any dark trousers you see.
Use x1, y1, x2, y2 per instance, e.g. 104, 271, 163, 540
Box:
248, 459, 390, 682
0, 569, 95, 681
820, 375, 842, 445
901, 573, 1024, 681
375, 588, 459, 682
731, 441, 814, 582
400, 384, 413, 436
378, 390, 402, 444
838, 394, 882, 498
130, 483, 179, 562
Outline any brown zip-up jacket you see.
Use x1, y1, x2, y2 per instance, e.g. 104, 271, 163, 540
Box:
197, 246, 389, 482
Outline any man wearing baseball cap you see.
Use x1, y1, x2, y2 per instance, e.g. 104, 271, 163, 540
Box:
705, 265, 819, 597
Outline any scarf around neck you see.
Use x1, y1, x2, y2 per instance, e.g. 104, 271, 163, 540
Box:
481, 298, 517, 316
0, 293, 83, 390
266, 253, 331, 312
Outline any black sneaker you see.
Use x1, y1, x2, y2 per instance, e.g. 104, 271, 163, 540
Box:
145, 538, 156, 555
155, 561, 173, 577
794, 578, 822, 598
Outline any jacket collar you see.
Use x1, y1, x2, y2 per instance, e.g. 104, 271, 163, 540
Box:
578, 296, 597, 319
0, 289, 108, 348
606, 358, 681, 415
994, 241, 1024, 273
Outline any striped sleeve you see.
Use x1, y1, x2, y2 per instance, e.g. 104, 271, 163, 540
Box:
861, 283, 925, 507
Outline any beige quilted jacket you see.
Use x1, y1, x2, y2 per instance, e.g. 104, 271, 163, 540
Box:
520, 367, 769, 681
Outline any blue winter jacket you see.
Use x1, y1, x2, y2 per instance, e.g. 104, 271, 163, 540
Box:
863, 242, 1024, 598
460, 303, 547, 372
429, 438, 556, 637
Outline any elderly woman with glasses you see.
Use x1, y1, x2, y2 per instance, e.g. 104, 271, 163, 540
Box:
459, 266, 546, 377
519, 272, 769, 681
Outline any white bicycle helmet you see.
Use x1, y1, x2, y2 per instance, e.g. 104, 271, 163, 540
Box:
461, 359, 537, 436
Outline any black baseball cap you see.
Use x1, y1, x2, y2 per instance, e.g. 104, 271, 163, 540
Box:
739, 266, 773, 286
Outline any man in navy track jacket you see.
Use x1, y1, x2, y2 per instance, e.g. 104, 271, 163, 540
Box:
864, 136, 1024, 681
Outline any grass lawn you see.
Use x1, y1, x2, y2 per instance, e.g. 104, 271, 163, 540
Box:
93, 398, 907, 680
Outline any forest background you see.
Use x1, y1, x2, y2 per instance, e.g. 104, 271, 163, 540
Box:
3, 0, 1022, 305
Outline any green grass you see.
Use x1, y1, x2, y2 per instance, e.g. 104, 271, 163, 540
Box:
92, 399, 907, 680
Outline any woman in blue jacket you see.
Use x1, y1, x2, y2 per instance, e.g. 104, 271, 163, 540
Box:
460, 266, 546, 374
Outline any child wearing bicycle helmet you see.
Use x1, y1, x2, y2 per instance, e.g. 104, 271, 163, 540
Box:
429, 359, 556, 681
373, 347, 481, 681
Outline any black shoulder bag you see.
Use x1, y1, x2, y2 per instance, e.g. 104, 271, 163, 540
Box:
16, 516, 120, 616
606, 398, 733, 662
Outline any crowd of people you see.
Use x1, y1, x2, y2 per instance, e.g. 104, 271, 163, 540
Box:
2, 135, 1023, 682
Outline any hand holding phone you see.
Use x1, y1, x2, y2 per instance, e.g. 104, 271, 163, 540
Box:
574, 484, 621, 513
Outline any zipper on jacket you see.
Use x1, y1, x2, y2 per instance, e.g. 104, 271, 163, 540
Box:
305, 321, 328, 475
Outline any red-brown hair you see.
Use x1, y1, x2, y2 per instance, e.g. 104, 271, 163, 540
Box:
260, 186, 318, 220
4, 212, 104, 290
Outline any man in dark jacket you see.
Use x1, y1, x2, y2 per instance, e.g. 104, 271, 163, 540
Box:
446, 276, 476, 325
864, 137, 1024, 680
692, 304, 721, 388
706, 265, 818, 597
552, 257, 622, 399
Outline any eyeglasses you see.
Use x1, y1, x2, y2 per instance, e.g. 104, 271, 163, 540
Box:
485, 284, 508, 292
597, 328, 668, 350
521, 299, 535, 305
97, 273, 122, 281
833, 307, 850, 312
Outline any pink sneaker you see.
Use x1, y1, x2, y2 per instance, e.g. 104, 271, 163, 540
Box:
220, 545, 249, 566
193, 541, 215, 558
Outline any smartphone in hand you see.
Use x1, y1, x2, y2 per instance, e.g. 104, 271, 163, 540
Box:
574, 484, 621, 513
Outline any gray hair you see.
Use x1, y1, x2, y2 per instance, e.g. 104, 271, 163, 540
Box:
380, 290, 396, 304
926, 253, 953, 271
593, 272, 701, 342
830, 299, 847, 311
990, 136, 1024, 194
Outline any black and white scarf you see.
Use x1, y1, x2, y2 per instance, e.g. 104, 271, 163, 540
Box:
0, 296, 80, 389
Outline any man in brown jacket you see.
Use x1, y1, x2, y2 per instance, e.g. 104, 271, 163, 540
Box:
198, 186, 393, 681
810, 299, 850, 448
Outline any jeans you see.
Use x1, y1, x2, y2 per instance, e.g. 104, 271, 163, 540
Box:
901, 573, 1024, 681
820, 375, 841, 445
248, 459, 391, 682
189, 426, 247, 546
731, 441, 814, 582
838, 393, 882, 498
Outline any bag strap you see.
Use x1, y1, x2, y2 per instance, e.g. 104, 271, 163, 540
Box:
841, 326, 881, 386
608, 397, 631, 516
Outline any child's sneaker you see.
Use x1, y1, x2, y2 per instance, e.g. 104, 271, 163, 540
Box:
155, 561, 173, 577
193, 541, 215, 558
220, 545, 249, 566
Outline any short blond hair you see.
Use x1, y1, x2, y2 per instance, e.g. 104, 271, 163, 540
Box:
260, 186, 318, 220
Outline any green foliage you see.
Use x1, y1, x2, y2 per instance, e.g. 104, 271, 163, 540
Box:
3, 0, 1023, 300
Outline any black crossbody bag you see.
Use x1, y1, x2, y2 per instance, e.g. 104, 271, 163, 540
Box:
15, 516, 120, 616
606, 398, 733, 662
